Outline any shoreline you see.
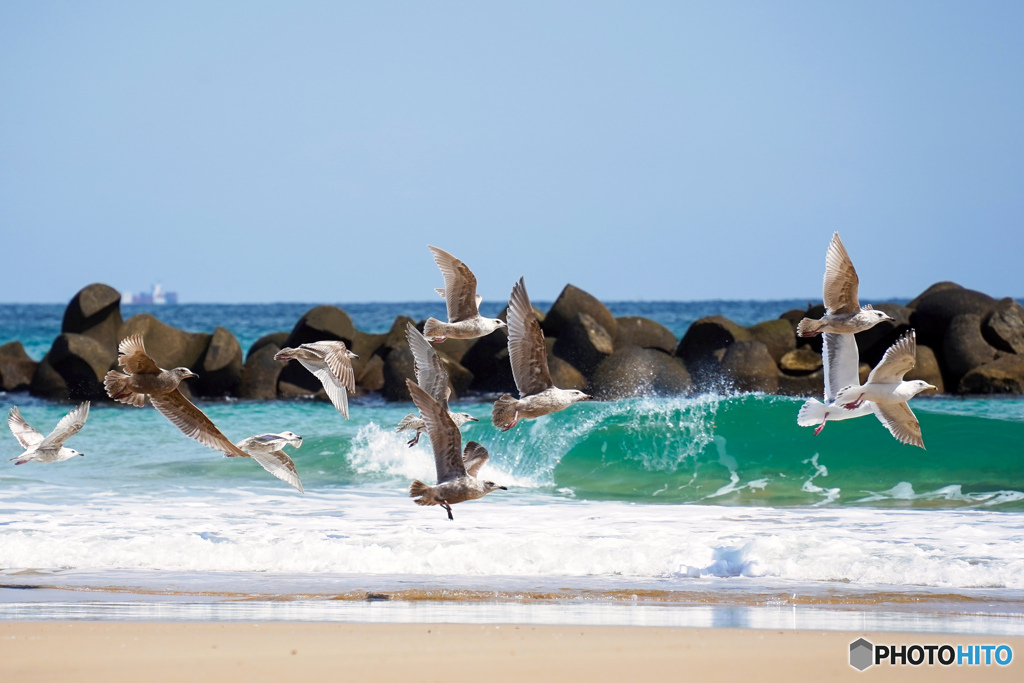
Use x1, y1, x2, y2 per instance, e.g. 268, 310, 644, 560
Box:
2, 622, 1021, 682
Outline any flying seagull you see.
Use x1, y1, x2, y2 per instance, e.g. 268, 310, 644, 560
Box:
235, 431, 305, 493
406, 379, 506, 521
7, 402, 89, 465
797, 232, 893, 337
492, 277, 590, 430
104, 335, 249, 457
422, 246, 506, 343
834, 329, 936, 449
797, 332, 875, 435
274, 341, 358, 418
396, 322, 477, 446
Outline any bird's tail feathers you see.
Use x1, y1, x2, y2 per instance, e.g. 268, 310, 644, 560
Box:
796, 318, 823, 337
491, 394, 518, 429
103, 370, 147, 407
796, 398, 827, 428
409, 480, 433, 505
422, 318, 445, 339
396, 414, 420, 432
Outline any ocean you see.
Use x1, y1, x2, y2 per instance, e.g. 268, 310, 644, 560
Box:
2, 302, 1023, 633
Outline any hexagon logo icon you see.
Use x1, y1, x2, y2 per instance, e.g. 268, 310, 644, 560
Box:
850, 638, 874, 671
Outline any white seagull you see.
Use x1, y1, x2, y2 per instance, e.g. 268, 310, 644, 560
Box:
235, 431, 305, 493
797, 333, 875, 434
422, 246, 506, 343
834, 330, 936, 449
8, 402, 90, 465
274, 341, 358, 418
492, 277, 590, 430
396, 322, 477, 446
797, 232, 893, 337
406, 379, 506, 521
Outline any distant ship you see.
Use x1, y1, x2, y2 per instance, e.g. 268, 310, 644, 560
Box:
121, 283, 178, 305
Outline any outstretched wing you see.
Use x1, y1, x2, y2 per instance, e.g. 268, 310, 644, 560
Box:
822, 233, 861, 315
429, 245, 480, 322
39, 402, 90, 450
822, 333, 860, 403
406, 322, 451, 409
867, 330, 917, 385
874, 401, 925, 449
249, 449, 304, 493
149, 389, 249, 457
406, 379, 467, 483
462, 441, 490, 478
507, 277, 552, 397
117, 335, 161, 374
7, 407, 44, 449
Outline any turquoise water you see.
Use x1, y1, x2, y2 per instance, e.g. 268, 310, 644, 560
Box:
2, 302, 1023, 629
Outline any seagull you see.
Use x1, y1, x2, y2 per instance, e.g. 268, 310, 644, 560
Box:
797, 333, 875, 435
422, 246, 506, 343
396, 322, 477, 446
274, 341, 357, 418
834, 329, 937, 449
406, 379, 506, 521
104, 335, 249, 457
492, 277, 590, 430
235, 431, 305, 493
797, 232, 893, 337
7, 402, 89, 465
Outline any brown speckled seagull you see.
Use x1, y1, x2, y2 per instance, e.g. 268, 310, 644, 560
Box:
406, 379, 506, 521
274, 341, 358, 418
492, 277, 590, 430
422, 246, 506, 343
396, 322, 477, 446
797, 232, 893, 337
103, 335, 249, 457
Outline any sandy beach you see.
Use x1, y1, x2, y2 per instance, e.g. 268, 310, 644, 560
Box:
0, 623, 1019, 682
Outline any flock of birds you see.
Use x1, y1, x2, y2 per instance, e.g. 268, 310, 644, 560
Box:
6, 237, 935, 519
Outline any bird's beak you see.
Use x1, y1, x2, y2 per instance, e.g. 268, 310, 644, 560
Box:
350, 352, 359, 359
582, 394, 593, 400
187, 371, 199, 379
469, 416, 479, 422
498, 486, 507, 490
927, 384, 938, 391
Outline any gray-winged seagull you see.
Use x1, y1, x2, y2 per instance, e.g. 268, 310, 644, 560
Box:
7, 402, 90, 465
235, 431, 305, 493
797, 332, 875, 434
834, 329, 936, 449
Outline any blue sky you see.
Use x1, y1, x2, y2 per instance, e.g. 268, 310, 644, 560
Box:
1, 1, 1021, 304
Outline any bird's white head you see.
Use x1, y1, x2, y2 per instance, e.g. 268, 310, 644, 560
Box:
570, 390, 591, 403
452, 412, 478, 426
281, 431, 303, 447
864, 308, 894, 324
483, 481, 507, 493
910, 380, 938, 396
493, 318, 507, 328
172, 367, 198, 381
347, 350, 359, 359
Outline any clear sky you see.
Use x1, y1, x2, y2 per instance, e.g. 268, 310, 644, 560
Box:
1, 1, 1021, 304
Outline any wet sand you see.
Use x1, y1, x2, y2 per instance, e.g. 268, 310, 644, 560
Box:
1, 622, 1020, 682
